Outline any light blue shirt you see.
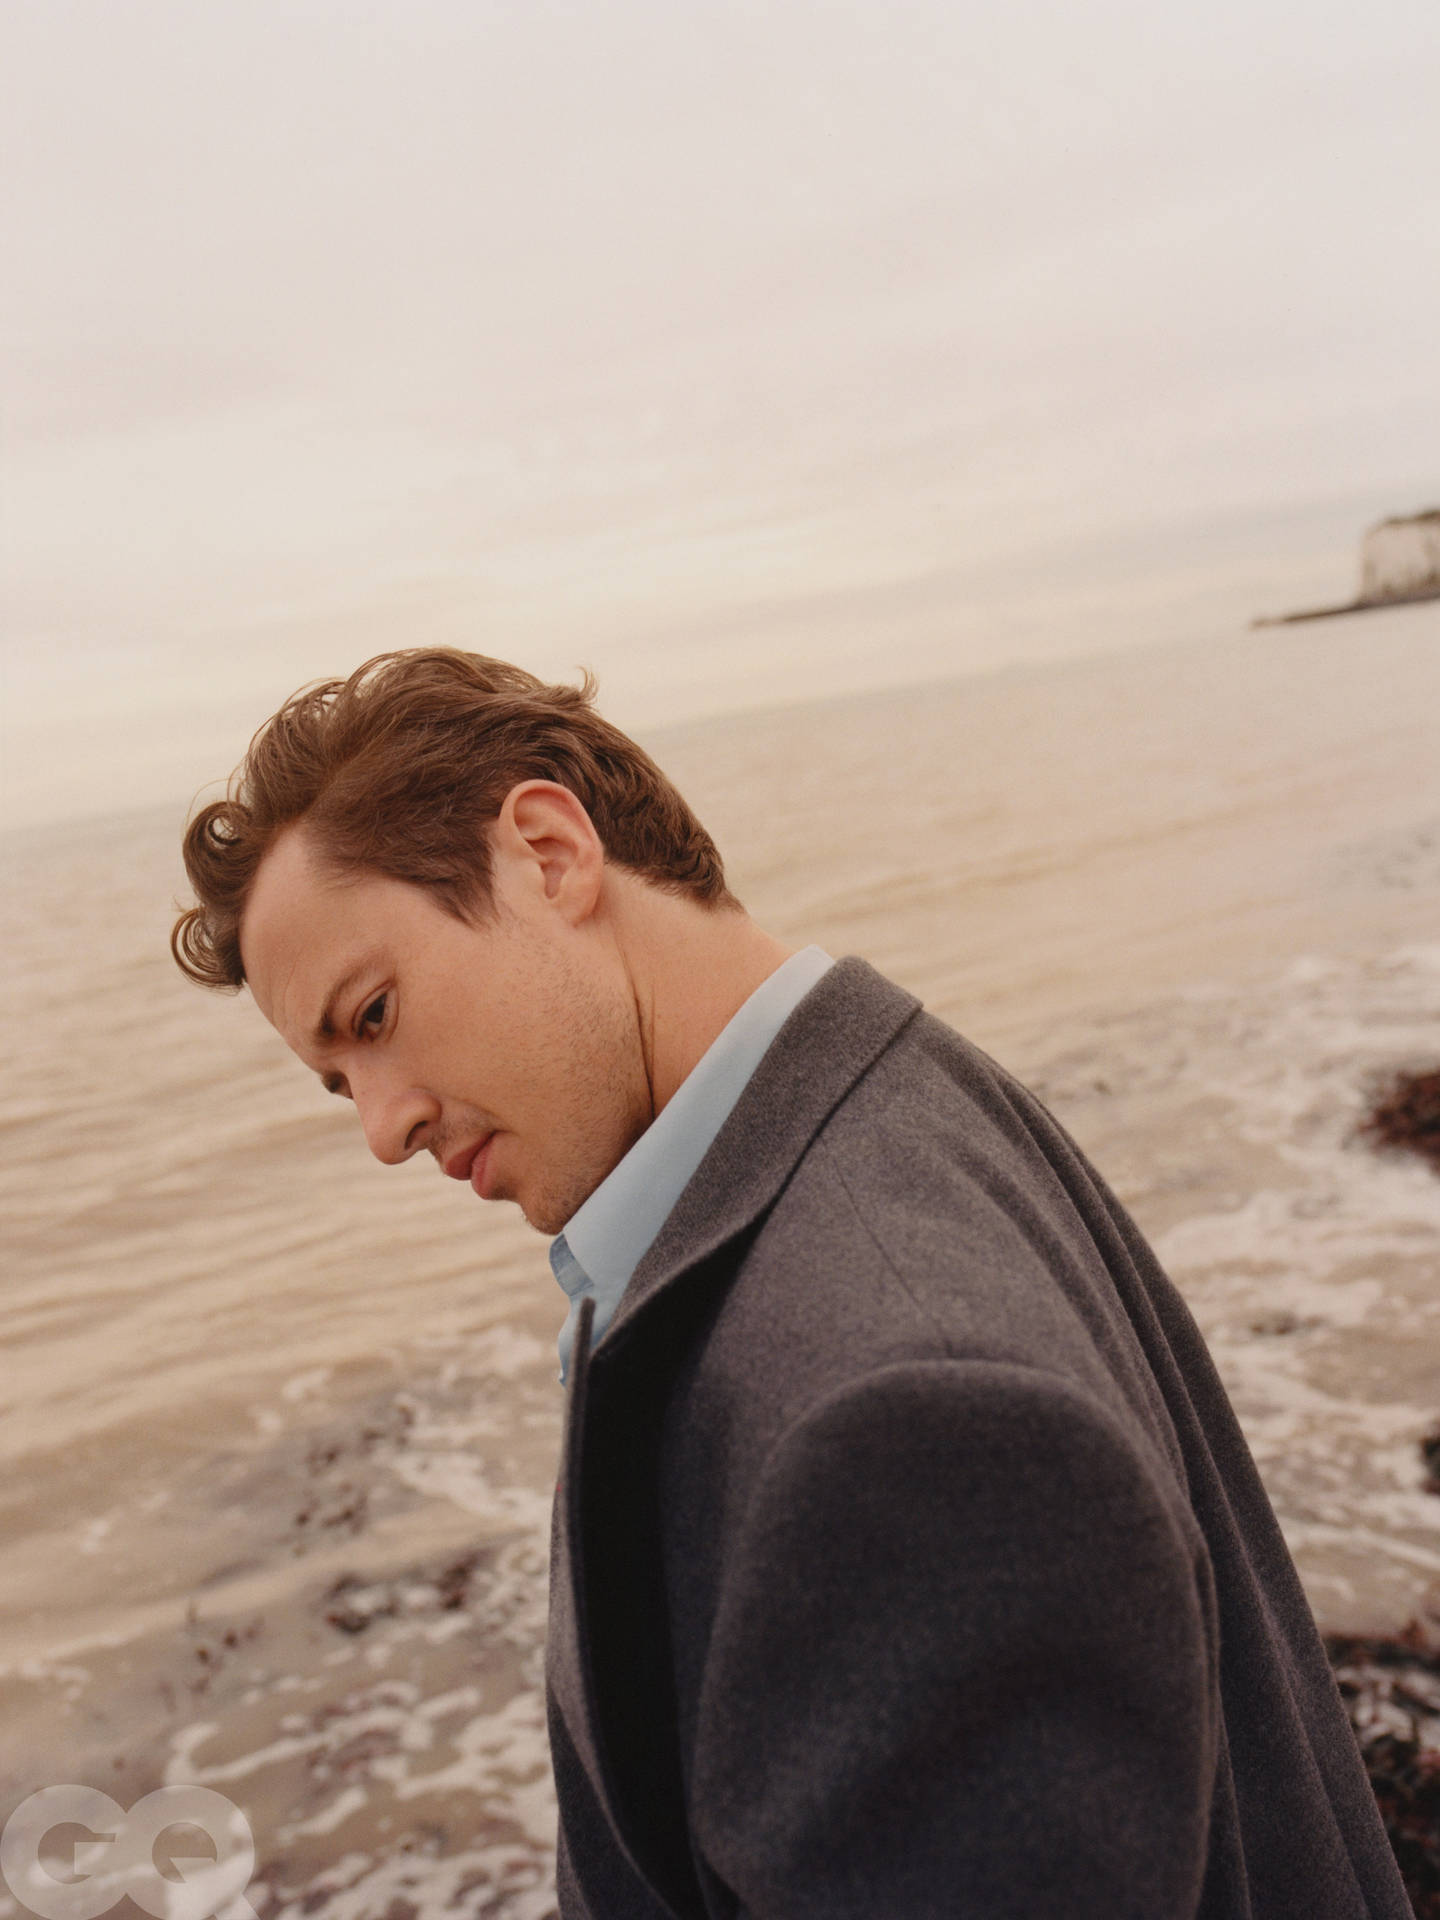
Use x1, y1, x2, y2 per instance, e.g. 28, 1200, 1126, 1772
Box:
549, 945, 835, 1383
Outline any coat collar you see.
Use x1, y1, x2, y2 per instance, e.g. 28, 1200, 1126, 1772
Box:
581, 955, 922, 1375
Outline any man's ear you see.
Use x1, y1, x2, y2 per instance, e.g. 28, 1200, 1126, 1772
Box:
494, 781, 605, 922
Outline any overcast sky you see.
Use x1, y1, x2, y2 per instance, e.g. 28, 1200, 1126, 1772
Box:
3, 0, 1437, 827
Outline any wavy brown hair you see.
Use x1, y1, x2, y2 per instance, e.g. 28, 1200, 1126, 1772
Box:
171, 648, 736, 990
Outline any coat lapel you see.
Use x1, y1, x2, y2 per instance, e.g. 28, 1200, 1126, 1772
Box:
549, 959, 923, 1909
547, 1296, 606, 1805
602, 957, 922, 1356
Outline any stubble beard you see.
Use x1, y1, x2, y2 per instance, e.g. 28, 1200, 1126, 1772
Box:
514, 953, 652, 1239
518, 1100, 648, 1237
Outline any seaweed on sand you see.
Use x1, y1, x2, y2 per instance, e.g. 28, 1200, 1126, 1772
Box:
1359, 1067, 1440, 1175
1326, 1624, 1440, 1917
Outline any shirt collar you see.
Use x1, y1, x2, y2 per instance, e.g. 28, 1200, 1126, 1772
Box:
549, 945, 835, 1379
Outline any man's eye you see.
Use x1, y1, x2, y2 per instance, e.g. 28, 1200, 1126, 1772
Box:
359, 994, 388, 1035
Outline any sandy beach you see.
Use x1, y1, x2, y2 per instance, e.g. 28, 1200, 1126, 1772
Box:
3, 604, 1439, 1918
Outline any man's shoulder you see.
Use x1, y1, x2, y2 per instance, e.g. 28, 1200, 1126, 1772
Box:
767, 960, 1064, 1189
653, 974, 1203, 1624
640, 960, 1164, 1467
766, 992, 1077, 1267
680, 995, 1135, 1432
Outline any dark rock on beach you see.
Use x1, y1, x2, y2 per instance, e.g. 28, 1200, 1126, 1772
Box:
1327, 1623, 1440, 1916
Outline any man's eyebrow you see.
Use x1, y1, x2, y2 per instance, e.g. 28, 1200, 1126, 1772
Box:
312, 954, 384, 1049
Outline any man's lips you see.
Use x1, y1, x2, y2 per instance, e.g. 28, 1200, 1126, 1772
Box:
443, 1135, 497, 1196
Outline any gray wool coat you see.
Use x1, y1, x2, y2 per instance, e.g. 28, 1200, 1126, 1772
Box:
545, 958, 1411, 1918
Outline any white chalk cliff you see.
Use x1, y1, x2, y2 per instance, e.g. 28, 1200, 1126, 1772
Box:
1358, 508, 1440, 604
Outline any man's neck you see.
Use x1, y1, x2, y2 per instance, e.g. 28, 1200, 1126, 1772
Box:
603, 872, 796, 1118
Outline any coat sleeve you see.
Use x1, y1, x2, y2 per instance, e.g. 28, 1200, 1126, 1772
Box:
688, 1359, 1218, 1920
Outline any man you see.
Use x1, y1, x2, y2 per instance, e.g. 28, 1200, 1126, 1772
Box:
172, 648, 1410, 1919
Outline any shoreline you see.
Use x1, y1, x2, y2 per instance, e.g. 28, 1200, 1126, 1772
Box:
4, 603, 1439, 1914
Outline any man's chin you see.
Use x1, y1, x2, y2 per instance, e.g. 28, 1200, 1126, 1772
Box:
472, 1154, 563, 1235
504, 1171, 570, 1238
519, 1199, 562, 1236
516, 1165, 616, 1240
519, 1193, 583, 1238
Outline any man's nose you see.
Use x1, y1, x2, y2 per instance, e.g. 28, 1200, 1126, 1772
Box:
351, 1073, 439, 1165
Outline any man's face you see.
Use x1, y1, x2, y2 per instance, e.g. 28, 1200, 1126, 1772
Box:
239, 821, 651, 1235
